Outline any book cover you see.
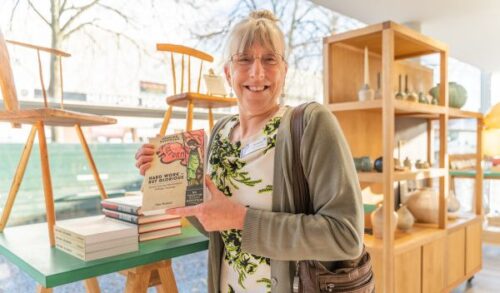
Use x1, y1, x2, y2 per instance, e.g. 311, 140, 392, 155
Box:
54, 215, 138, 244
141, 129, 206, 212
139, 226, 182, 242
102, 208, 180, 224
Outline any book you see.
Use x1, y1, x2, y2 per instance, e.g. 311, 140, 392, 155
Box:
55, 234, 137, 253
139, 226, 182, 242
102, 208, 180, 224
54, 215, 138, 245
138, 220, 181, 234
141, 129, 206, 212
56, 241, 138, 261
101, 195, 164, 216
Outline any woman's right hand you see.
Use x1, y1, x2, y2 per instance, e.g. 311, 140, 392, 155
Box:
135, 143, 155, 175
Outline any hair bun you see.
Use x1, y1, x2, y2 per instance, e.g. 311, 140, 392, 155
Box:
249, 10, 279, 22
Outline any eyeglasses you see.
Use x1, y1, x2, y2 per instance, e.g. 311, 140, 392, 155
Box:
230, 52, 284, 68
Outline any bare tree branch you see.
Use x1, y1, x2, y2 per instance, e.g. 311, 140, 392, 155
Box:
62, 19, 99, 40
61, 0, 68, 13
28, 0, 51, 26
8, 0, 22, 30
60, 0, 99, 33
96, 3, 132, 25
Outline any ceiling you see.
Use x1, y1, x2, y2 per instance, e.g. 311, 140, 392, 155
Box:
312, 0, 500, 74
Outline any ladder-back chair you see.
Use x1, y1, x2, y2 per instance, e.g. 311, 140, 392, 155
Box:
156, 44, 237, 135
0, 31, 116, 247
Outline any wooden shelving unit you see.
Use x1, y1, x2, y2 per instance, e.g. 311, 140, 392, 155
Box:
323, 21, 483, 293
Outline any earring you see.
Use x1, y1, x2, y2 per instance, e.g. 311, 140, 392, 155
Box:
229, 87, 234, 97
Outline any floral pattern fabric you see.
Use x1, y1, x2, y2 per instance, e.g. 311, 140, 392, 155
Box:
209, 107, 285, 293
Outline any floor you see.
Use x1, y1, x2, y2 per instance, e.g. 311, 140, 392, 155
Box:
452, 244, 500, 293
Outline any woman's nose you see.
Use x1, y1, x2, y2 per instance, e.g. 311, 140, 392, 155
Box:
249, 58, 265, 79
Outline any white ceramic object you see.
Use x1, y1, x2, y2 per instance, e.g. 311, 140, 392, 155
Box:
358, 84, 375, 101
371, 203, 398, 239
405, 188, 439, 224
447, 190, 461, 213
397, 204, 415, 231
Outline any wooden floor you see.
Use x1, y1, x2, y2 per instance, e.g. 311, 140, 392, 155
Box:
452, 244, 500, 293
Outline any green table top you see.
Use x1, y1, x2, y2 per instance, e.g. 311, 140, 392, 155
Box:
449, 169, 500, 178
0, 222, 208, 288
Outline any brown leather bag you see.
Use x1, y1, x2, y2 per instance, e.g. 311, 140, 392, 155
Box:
290, 102, 375, 293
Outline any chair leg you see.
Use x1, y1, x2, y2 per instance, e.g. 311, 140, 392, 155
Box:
160, 106, 173, 136
83, 277, 101, 293
186, 101, 194, 131
208, 107, 214, 131
36, 121, 56, 247
0, 125, 37, 231
74, 124, 107, 200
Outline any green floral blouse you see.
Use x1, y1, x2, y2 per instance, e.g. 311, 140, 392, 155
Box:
208, 106, 285, 293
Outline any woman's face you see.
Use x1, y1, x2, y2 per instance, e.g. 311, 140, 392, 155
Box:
224, 42, 287, 114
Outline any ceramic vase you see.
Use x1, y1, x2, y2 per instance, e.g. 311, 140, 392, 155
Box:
371, 203, 398, 239
428, 82, 468, 108
447, 190, 461, 213
406, 188, 439, 223
397, 204, 415, 231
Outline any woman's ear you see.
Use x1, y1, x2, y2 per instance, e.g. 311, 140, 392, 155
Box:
224, 64, 232, 86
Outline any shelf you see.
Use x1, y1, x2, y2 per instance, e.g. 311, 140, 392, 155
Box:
448, 108, 483, 119
364, 226, 446, 254
446, 213, 482, 232
357, 168, 447, 182
324, 21, 447, 59
328, 99, 447, 117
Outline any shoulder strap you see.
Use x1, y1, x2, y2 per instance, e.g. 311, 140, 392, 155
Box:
290, 102, 315, 215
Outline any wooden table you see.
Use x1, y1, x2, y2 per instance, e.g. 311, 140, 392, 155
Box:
0, 222, 208, 292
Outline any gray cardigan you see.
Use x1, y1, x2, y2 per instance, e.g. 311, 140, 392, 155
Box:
192, 103, 364, 293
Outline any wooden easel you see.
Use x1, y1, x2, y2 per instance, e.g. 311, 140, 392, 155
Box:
0, 33, 116, 248
121, 260, 178, 293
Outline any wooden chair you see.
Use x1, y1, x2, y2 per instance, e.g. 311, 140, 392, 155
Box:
156, 44, 237, 135
0, 31, 116, 247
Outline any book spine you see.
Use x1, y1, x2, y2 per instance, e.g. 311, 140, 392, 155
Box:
56, 242, 85, 260
101, 202, 139, 215
102, 209, 139, 224
54, 226, 85, 242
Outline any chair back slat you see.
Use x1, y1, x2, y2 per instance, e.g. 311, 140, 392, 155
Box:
157, 43, 213, 96
0, 30, 19, 112
36, 49, 49, 108
197, 61, 203, 93
170, 52, 177, 95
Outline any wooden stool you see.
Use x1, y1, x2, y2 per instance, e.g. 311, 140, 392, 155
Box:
121, 260, 178, 293
156, 44, 237, 135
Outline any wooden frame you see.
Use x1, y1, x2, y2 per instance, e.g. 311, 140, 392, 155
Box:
156, 43, 236, 134
324, 21, 483, 293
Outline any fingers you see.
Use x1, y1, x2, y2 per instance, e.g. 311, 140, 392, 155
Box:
167, 205, 201, 217
139, 163, 152, 176
135, 144, 155, 160
135, 155, 154, 169
205, 175, 222, 198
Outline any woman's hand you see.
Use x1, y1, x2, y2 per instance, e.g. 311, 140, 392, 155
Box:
135, 143, 155, 175
167, 175, 247, 232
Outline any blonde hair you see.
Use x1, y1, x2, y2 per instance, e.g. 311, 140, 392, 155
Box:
224, 10, 286, 62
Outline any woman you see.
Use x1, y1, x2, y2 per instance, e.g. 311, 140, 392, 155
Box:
135, 10, 363, 293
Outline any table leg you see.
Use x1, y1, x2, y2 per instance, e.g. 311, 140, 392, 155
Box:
156, 259, 178, 293
125, 270, 151, 293
36, 285, 52, 293
83, 277, 101, 293
123, 260, 178, 293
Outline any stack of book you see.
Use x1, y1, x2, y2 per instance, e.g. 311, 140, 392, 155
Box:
55, 215, 138, 261
101, 195, 182, 242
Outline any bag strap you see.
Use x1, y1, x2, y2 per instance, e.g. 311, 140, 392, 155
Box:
290, 102, 315, 215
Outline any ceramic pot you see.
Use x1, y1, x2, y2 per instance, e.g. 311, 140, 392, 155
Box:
397, 204, 415, 231
374, 157, 383, 172
447, 190, 461, 213
406, 188, 438, 223
428, 82, 468, 108
360, 156, 372, 172
371, 203, 398, 239
358, 84, 375, 101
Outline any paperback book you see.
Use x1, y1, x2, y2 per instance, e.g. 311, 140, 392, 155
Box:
141, 129, 206, 212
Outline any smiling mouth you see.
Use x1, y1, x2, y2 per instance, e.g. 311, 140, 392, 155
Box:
245, 86, 270, 92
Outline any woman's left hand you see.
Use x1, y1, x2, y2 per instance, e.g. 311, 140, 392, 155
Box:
167, 175, 247, 232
